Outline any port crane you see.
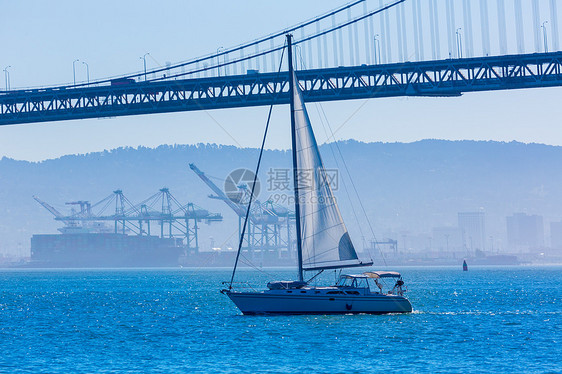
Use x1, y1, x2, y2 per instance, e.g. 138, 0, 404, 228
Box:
33, 188, 222, 252
189, 163, 294, 256
33, 195, 80, 229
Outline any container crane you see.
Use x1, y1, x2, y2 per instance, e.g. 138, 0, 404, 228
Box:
33, 195, 78, 228
32, 188, 222, 253
189, 163, 294, 256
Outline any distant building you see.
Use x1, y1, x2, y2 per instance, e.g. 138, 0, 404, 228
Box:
458, 211, 486, 252
550, 221, 562, 249
506, 213, 544, 251
432, 227, 463, 253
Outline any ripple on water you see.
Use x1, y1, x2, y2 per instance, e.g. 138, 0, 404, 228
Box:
0, 266, 560, 373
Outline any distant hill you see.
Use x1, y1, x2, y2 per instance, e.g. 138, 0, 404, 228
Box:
1, 140, 561, 256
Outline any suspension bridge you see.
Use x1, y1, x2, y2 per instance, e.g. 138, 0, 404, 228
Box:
2, 0, 562, 126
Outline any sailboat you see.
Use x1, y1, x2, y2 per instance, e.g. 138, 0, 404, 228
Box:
222, 35, 412, 315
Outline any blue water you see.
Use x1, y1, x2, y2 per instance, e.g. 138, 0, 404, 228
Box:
0, 266, 560, 373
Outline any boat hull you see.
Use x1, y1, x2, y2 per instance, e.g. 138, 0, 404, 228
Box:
225, 290, 412, 315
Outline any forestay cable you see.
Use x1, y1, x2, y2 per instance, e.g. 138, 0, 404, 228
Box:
228, 44, 287, 289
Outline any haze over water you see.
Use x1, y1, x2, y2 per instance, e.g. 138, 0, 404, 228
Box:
0, 266, 559, 373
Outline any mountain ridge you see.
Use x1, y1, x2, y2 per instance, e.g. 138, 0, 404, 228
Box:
1, 139, 560, 255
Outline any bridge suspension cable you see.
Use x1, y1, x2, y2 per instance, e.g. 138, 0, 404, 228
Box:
4, 0, 562, 93
3, 0, 562, 125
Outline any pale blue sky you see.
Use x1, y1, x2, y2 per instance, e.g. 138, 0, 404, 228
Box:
2, 0, 562, 161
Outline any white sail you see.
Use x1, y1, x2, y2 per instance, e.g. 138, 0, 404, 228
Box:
292, 74, 370, 271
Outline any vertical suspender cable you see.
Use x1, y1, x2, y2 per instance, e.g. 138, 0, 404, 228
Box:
396, 2, 404, 62
462, 0, 474, 58
429, 0, 437, 60
446, 0, 456, 58
300, 27, 307, 67
317, 22, 323, 68
433, 0, 440, 59
514, 0, 525, 54
354, 12, 360, 64
412, 0, 420, 60
270, 39, 276, 73
247, 47, 253, 71
497, 0, 508, 54
334, 14, 340, 66
399, 3, 410, 61
551, 0, 560, 51
324, 32, 330, 68
348, 8, 355, 65
232, 56, 238, 75
384, 3, 392, 62
225, 53, 229, 75
369, 11, 376, 63
339, 23, 345, 65
307, 26, 314, 68
255, 44, 261, 71
262, 44, 268, 72
416, 0, 424, 60
469, 0, 475, 57
533, 0, 542, 52
364, 1, 371, 65
378, 0, 386, 63
240, 49, 245, 74
480, 0, 491, 56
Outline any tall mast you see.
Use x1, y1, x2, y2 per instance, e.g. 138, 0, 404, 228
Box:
287, 34, 304, 282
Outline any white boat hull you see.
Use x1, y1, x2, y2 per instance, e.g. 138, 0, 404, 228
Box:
225, 290, 412, 315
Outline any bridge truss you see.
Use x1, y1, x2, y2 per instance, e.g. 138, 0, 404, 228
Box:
2, 0, 562, 125
1, 51, 562, 125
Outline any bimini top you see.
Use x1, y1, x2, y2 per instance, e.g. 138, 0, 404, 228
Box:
363, 271, 401, 279
341, 271, 401, 279
340, 274, 370, 279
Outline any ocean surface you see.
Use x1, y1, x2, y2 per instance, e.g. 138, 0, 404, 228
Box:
0, 266, 560, 373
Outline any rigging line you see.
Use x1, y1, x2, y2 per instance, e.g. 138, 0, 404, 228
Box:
315, 105, 375, 264
203, 110, 243, 148
320, 99, 370, 145
315, 102, 386, 266
238, 253, 277, 278
229, 43, 287, 290
297, 38, 374, 264
307, 269, 324, 284
314, 102, 367, 253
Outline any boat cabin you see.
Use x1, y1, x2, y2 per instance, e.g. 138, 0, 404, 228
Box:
336, 272, 405, 296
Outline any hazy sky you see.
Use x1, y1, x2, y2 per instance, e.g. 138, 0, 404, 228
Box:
2, 0, 562, 161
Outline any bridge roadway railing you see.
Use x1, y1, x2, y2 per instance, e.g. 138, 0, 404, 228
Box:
1, 51, 562, 125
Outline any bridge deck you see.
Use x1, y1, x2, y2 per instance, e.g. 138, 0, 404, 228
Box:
1, 52, 562, 125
